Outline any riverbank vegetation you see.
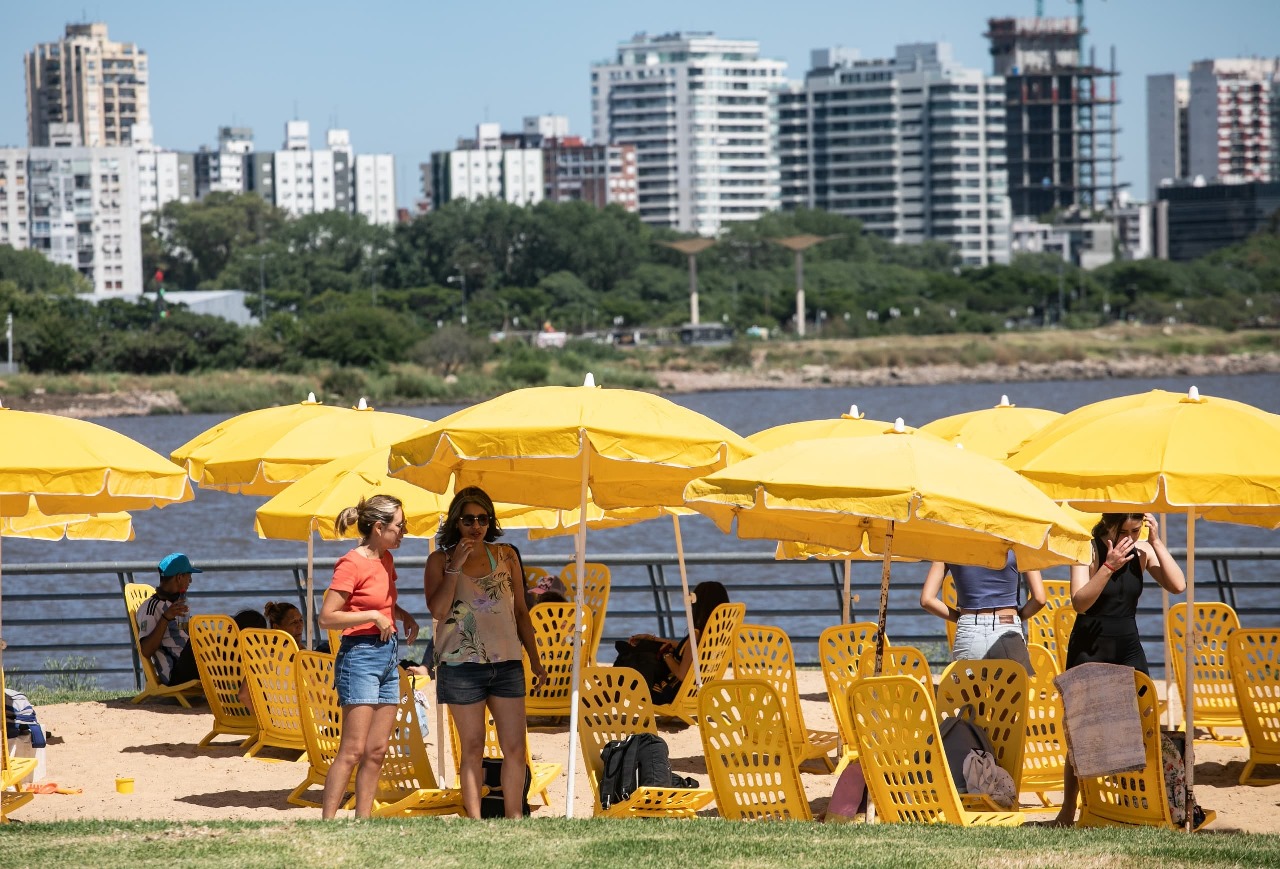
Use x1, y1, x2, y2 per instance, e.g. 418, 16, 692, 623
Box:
1, 196, 1278, 409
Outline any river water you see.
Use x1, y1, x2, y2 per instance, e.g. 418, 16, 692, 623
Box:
6, 372, 1278, 684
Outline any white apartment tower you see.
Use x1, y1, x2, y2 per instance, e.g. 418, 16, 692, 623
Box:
591, 32, 785, 235
25, 23, 152, 148
779, 43, 1011, 266
1146, 74, 1191, 198
429, 124, 544, 208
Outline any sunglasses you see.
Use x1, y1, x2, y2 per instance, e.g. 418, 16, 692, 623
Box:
459, 514, 491, 527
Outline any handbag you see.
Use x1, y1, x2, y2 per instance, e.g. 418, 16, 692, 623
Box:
613, 639, 670, 689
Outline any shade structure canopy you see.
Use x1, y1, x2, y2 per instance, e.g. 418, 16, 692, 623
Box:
747, 407, 941, 452
0, 404, 193, 514
172, 395, 426, 495
2, 498, 134, 541
1005, 388, 1280, 527
387, 382, 757, 509
686, 433, 1093, 571
920, 395, 1062, 460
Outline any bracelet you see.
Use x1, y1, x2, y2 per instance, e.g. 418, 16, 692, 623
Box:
444, 567, 460, 575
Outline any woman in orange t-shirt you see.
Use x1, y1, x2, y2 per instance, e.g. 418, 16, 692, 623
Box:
317, 494, 419, 819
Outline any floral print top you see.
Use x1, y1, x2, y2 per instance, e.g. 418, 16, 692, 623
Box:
435, 543, 523, 665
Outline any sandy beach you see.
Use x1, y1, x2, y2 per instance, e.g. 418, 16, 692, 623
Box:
12, 669, 1278, 832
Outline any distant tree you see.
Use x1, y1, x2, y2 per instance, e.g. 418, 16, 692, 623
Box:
0, 245, 91, 294
146, 192, 287, 289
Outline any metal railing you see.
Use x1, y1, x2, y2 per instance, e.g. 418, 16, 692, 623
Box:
2, 547, 1278, 690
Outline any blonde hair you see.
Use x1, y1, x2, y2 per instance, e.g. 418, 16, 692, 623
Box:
335, 494, 403, 540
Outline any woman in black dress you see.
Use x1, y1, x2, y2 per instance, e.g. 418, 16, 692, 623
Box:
1054, 511, 1186, 825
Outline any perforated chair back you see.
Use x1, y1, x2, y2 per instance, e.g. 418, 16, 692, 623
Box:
733, 624, 837, 771
1021, 644, 1067, 806
189, 614, 257, 748
1076, 669, 1214, 830
817, 621, 887, 771
651, 603, 746, 725
123, 582, 203, 707
1053, 607, 1077, 673
1229, 630, 1280, 785
1026, 579, 1072, 659
856, 644, 933, 684
372, 671, 466, 816
522, 565, 550, 588
239, 628, 307, 759
291, 651, 345, 807
524, 603, 593, 716
1168, 601, 1244, 739
559, 562, 611, 662
936, 659, 1030, 795
698, 679, 812, 820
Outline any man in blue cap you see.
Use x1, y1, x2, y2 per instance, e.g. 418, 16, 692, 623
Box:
136, 553, 202, 686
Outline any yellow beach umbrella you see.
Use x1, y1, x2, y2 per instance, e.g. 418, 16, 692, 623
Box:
1004, 385, 1280, 824
684, 429, 1092, 673
774, 539, 920, 625
172, 394, 427, 495
2, 499, 134, 542
747, 404, 941, 451
0, 401, 191, 670
388, 374, 757, 816
920, 394, 1062, 460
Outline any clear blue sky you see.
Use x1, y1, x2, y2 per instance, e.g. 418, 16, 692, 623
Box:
4, 0, 1275, 208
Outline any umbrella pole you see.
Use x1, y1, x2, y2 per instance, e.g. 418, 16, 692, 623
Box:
563, 441, 590, 819
0, 532, 5, 674
305, 531, 315, 651
842, 557, 853, 624
1160, 514, 1172, 729
874, 522, 894, 676
1183, 508, 1197, 831
672, 515, 700, 686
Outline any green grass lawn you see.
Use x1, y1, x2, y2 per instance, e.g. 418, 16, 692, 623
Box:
3, 818, 1278, 868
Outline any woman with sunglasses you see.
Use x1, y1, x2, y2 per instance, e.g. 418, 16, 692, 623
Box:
424, 486, 546, 819
1053, 511, 1186, 826
317, 494, 419, 819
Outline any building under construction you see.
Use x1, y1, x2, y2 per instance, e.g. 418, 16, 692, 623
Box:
986, 16, 1121, 217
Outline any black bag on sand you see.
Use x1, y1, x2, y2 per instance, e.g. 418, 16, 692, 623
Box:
599, 733, 697, 809
479, 757, 532, 818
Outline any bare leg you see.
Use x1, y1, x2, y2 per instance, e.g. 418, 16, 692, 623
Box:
450, 700, 489, 818
489, 694, 530, 818
350, 703, 398, 818
323, 703, 371, 819
1053, 757, 1079, 827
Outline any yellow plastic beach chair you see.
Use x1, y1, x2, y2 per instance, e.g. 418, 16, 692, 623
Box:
1020, 643, 1067, 808
559, 561, 611, 663
1053, 607, 1077, 673
371, 671, 468, 817
1076, 669, 1216, 831
733, 624, 837, 772
123, 582, 203, 707
816, 621, 889, 775
0, 666, 35, 823
936, 659, 1030, 807
577, 665, 714, 818
1228, 629, 1280, 786
446, 705, 562, 806
189, 614, 258, 749
291, 650, 355, 808
524, 603, 593, 716
239, 628, 308, 761
699, 678, 812, 820
848, 675, 1024, 826
650, 603, 746, 726
1026, 579, 1072, 660
1168, 601, 1245, 745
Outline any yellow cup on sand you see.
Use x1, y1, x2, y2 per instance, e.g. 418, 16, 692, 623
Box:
115, 777, 134, 794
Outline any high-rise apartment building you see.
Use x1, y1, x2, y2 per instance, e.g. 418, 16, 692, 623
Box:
542, 139, 638, 211
1148, 59, 1279, 197
985, 16, 1120, 217
779, 44, 1010, 266
25, 23, 151, 148
0, 146, 143, 294
591, 32, 785, 235
194, 126, 254, 199
428, 123, 545, 208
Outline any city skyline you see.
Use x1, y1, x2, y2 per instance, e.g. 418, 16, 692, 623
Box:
4, 0, 1275, 211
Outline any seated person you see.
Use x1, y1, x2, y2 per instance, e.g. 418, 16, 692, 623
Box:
621, 580, 729, 705
525, 575, 569, 610
136, 552, 202, 686
264, 601, 328, 651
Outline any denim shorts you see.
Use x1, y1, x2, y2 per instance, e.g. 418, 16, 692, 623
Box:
952, 614, 1023, 661
334, 633, 400, 706
436, 660, 526, 706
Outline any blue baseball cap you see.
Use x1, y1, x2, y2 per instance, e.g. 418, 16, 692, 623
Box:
157, 552, 203, 578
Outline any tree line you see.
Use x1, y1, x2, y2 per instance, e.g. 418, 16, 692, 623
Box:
1, 194, 1277, 375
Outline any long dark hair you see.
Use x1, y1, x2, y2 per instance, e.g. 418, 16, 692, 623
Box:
436, 486, 504, 550
691, 581, 730, 633
1092, 512, 1144, 560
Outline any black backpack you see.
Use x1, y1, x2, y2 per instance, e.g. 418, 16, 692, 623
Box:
938, 714, 998, 794
599, 733, 697, 809
478, 757, 533, 818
